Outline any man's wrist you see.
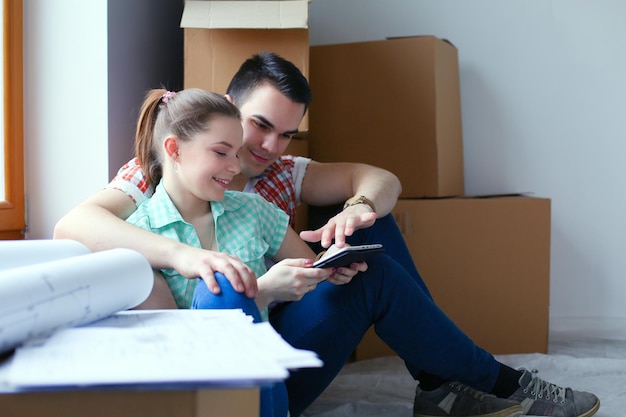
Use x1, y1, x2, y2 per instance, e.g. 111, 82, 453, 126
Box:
343, 195, 376, 213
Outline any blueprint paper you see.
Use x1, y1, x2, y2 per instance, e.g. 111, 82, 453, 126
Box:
0, 244, 153, 354
4, 310, 321, 388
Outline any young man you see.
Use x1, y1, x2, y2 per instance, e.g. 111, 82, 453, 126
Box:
54, 53, 599, 417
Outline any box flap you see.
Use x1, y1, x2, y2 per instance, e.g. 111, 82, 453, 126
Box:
405, 192, 536, 201
386, 35, 457, 47
181, 1, 309, 29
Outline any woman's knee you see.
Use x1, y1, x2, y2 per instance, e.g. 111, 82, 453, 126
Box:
192, 272, 262, 321
192, 272, 240, 308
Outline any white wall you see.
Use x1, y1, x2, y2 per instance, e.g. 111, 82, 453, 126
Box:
23, 0, 183, 239
309, 0, 626, 319
24, 0, 109, 239
23, 1, 626, 321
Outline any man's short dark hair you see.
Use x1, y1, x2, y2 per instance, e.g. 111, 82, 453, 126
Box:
226, 52, 312, 111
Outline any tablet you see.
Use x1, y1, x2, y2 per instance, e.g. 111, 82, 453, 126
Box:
313, 244, 384, 268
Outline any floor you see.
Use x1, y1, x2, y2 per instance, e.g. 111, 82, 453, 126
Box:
302, 317, 626, 417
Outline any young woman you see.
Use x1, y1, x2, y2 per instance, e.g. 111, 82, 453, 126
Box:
125, 88, 360, 417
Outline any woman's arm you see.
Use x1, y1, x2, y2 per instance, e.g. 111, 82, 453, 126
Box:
255, 227, 365, 311
54, 188, 258, 297
255, 227, 323, 310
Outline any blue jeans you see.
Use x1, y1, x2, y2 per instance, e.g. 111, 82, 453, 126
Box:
194, 214, 500, 417
193, 273, 289, 417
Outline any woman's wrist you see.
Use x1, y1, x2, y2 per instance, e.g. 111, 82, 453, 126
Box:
155, 239, 189, 271
255, 280, 273, 310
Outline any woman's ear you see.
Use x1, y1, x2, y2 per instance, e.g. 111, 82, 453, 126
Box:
163, 136, 179, 162
224, 94, 235, 105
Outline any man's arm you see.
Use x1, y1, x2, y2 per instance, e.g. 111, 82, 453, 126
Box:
53, 188, 258, 297
55, 188, 161, 258
300, 161, 401, 216
298, 161, 402, 247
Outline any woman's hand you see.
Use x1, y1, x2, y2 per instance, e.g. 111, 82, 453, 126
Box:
256, 258, 329, 309
171, 244, 258, 297
256, 258, 369, 311
325, 261, 368, 286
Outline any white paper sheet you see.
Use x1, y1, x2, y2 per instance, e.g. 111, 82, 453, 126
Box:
4, 309, 322, 388
0, 246, 153, 354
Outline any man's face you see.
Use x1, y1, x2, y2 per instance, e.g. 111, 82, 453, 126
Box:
236, 83, 306, 179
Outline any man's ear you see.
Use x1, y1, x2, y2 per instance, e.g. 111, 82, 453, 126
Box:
224, 94, 235, 105
163, 136, 179, 161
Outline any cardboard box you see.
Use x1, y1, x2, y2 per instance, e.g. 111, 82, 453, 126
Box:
285, 137, 309, 232
181, 1, 310, 131
0, 387, 259, 417
309, 36, 464, 198
285, 136, 308, 158
355, 196, 551, 360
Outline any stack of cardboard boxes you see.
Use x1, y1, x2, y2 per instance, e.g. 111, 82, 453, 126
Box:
309, 37, 551, 358
183, 1, 551, 357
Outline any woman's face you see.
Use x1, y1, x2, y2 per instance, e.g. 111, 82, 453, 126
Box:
175, 115, 243, 203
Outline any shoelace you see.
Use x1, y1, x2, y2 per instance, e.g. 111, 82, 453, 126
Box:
523, 369, 567, 404
447, 382, 491, 401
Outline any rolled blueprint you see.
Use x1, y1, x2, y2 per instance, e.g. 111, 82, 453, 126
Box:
0, 239, 90, 271
0, 247, 153, 353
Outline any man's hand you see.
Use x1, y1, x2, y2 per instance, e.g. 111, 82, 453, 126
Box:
171, 245, 258, 297
299, 204, 377, 248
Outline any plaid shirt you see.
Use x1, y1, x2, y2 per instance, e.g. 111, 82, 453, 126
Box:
126, 182, 289, 316
247, 156, 309, 228
108, 157, 154, 204
108, 156, 311, 228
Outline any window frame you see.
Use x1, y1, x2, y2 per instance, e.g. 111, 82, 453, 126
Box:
0, 0, 25, 239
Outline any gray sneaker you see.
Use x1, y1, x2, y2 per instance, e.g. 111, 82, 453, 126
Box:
506, 369, 600, 417
414, 381, 523, 417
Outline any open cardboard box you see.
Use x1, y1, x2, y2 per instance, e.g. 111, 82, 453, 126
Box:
182, 0, 310, 131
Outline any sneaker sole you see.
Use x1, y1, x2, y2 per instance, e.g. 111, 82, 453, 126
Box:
414, 405, 523, 417
521, 398, 600, 417
579, 399, 601, 417
491, 408, 523, 417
